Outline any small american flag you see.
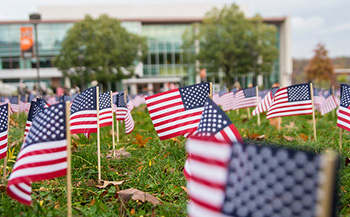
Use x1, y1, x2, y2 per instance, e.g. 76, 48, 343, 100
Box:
23, 101, 46, 143
0, 103, 9, 159
145, 82, 211, 140
37, 98, 50, 108
99, 91, 113, 128
124, 109, 135, 134
313, 88, 325, 112
114, 92, 128, 120
320, 88, 337, 115
252, 87, 279, 116
132, 95, 146, 107
337, 84, 350, 131
220, 92, 234, 111
70, 87, 97, 135
267, 83, 313, 119
184, 97, 242, 180
187, 137, 338, 217
233, 87, 258, 110
60, 95, 71, 103
7, 103, 67, 205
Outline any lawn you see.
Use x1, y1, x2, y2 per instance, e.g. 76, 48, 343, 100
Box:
0, 105, 349, 216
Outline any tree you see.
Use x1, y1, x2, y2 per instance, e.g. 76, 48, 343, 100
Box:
305, 43, 334, 87
182, 4, 278, 88
54, 15, 147, 90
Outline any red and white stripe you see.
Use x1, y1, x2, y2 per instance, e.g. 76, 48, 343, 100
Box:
23, 121, 32, 143
337, 106, 350, 132
127, 101, 135, 111
220, 92, 234, 111
252, 91, 274, 116
267, 87, 313, 119
313, 95, 325, 112
186, 137, 232, 217
125, 110, 134, 134
99, 107, 113, 128
70, 110, 98, 134
233, 90, 258, 110
145, 89, 204, 140
320, 95, 338, 115
6, 140, 67, 205
115, 107, 128, 120
0, 130, 8, 159
132, 95, 146, 107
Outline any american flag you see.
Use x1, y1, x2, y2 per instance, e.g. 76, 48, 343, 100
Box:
124, 109, 135, 134
233, 87, 258, 110
99, 91, 113, 128
184, 97, 242, 180
337, 84, 350, 132
320, 88, 337, 115
220, 92, 234, 111
132, 95, 146, 107
5, 96, 19, 113
267, 83, 313, 119
114, 92, 128, 120
60, 95, 71, 103
252, 87, 279, 116
7, 103, 67, 206
37, 98, 50, 108
70, 87, 98, 135
0, 103, 9, 160
187, 137, 338, 217
145, 82, 211, 140
313, 88, 325, 112
23, 101, 46, 143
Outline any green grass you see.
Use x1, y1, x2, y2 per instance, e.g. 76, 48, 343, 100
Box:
0, 106, 349, 216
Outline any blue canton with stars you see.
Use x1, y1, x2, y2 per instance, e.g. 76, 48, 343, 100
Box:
99, 91, 112, 110
24, 103, 66, 148
323, 88, 332, 98
242, 87, 257, 98
313, 88, 320, 96
287, 84, 311, 102
37, 98, 49, 108
70, 87, 97, 115
0, 104, 8, 133
179, 82, 210, 110
115, 92, 127, 108
196, 97, 232, 137
340, 84, 350, 108
271, 87, 279, 98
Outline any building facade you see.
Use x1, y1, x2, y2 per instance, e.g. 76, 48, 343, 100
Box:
0, 4, 292, 94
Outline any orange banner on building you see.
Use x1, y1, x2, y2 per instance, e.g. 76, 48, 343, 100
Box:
20, 27, 33, 59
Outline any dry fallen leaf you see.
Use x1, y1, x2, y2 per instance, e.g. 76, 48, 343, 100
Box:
106, 148, 131, 159
0, 184, 5, 192
285, 121, 295, 130
283, 136, 295, 141
181, 186, 188, 194
117, 188, 162, 206
89, 199, 96, 206
95, 180, 124, 189
248, 133, 265, 140
132, 133, 151, 148
299, 133, 308, 142
269, 118, 281, 129
130, 209, 135, 215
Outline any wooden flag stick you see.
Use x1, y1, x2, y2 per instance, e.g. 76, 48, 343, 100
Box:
17, 95, 20, 118
209, 82, 213, 99
96, 87, 101, 182
3, 103, 10, 180
65, 101, 72, 217
256, 86, 260, 126
110, 91, 116, 157
246, 107, 251, 119
278, 117, 282, 131
332, 85, 335, 118
310, 83, 317, 141
339, 128, 342, 150
236, 109, 239, 115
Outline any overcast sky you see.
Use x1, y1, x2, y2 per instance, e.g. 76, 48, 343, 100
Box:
1, 0, 349, 59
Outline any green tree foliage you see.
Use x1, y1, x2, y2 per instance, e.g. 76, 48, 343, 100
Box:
305, 43, 334, 87
54, 15, 147, 90
182, 4, 278, 88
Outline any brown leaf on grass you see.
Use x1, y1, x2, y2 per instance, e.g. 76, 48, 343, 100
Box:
9, 118, 19, 128
132, 133, 151, 148
0, 184, 5, 191
248, 133, 265, 140
95, 180, 124, 189
170, 138, 180, 144
130, 209, 135, 215
299, 133, 308, 142
89, 199, 96, 205
99, 190, 109, 198
71, 139, 78, 152
117, 188, 162, 206
283, 136, 295, 141
106, 148, 132, 159
285, 121, 296, 130
269, 118, 281, 129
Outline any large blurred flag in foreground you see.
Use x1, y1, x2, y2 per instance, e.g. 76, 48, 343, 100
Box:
337, 84, 350, 131
252, 87, 279, 116
186, 136, 338, 217
145, 82, 211, 140
7, 103, 67, 205
267, 83, 313, 119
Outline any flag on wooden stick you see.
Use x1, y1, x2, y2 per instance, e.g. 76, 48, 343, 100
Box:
145, 82, 211, 140
99, 91, 113, 128
320, 88, 338, 115
0, 103, 9, 160
220, 92, 234, 112
337, 84, 350, 132
267, 83, 313, 119
233, 87, 258, 110
7, 103, 67, 205
186, 137, 338, 217
252, 87, 279, 116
